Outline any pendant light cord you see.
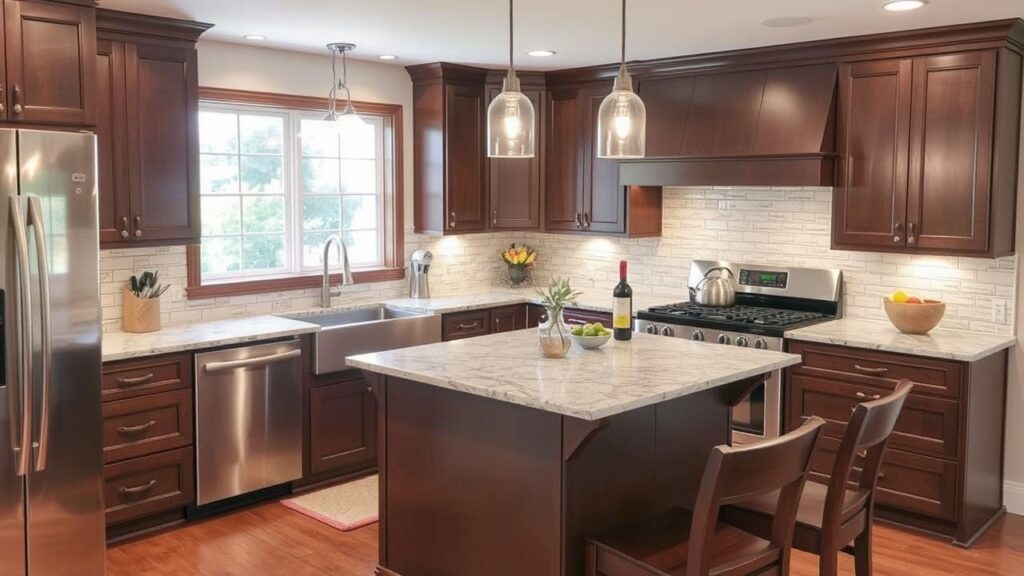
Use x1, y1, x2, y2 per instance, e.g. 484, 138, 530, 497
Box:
509, 0, 514, 73
328, 47, 338, 115
620, 0, 626, 65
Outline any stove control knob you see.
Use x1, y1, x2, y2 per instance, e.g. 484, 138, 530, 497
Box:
691, 330, 705, 342
735, 336, 749, 348
754, 338, 768, 350
717, 334, 731, 345
661, 326, 675, 337
645, 324, 658, 335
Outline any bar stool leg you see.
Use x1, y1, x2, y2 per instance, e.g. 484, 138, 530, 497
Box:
819, 542, 840, 576
854, 524, 874, 576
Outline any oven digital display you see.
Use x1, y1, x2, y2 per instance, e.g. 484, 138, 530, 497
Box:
738, 269, 788, 289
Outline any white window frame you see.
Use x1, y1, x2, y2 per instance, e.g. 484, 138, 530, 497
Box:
198, 101, 388, 283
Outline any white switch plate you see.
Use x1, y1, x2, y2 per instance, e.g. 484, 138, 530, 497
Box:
993, 299, 1007, 323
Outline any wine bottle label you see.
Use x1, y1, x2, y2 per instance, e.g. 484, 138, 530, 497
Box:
613, 297, 631, 329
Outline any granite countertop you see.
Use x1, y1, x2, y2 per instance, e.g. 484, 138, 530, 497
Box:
383, 288, 676, 316
784, 318, 1016, 362
102, 315, 320, 362
346, 330, 801, 421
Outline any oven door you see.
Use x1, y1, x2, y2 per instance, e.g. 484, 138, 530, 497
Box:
731, 369, 782, 445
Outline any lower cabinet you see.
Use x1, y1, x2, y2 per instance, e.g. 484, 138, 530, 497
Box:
784, 340, 1007, 545
525, 303, 614, 329
101, 352, 195, 542
297, 335, 378, 488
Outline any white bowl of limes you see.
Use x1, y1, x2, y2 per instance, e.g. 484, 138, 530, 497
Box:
570, 322, 612, 350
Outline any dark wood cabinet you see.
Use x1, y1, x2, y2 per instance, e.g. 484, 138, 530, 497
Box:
834, 49, 1020, 257
2, 0, 96, 126
490, 304, 527, 333
442, 304, 532, 341
785, 340, 1008, 546
95, 10, 209, 248
543, 82, 661, 237
102, 352, 196, 540
525, 303, 613, 330
308, 373, 377, 477
408, 63, 489, 235
487, 85, 542, 230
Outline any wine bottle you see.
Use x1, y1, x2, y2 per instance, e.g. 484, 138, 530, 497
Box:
613, 260, 633, 341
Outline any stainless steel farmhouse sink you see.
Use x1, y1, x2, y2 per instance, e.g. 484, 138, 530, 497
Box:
282, 306, 441, 374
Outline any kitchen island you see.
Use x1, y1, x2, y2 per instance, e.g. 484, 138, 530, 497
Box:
347, 330, 801, 576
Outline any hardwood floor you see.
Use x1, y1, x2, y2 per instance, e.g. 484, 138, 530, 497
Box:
107, 502, 1024, 575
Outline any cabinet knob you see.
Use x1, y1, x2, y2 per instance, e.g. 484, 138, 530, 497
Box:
11, 86, 22, 115
893, 222, 903, 244
583, 213, 591, 230
449, 211, 456, 229
134, 216, 143, 238
120, 217, 129, 239
574, 213, 582, 228
492, 210, 498, 226
0, 85, 5, 114
907, 222, 917, 245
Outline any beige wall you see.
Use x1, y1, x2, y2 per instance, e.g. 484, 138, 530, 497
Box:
196, 40, 416, 228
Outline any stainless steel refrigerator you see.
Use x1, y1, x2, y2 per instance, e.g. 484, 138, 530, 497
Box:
0, 129, 105, 575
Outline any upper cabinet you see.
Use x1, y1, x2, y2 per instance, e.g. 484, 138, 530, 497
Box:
834, 49, 1021, 257
486, 79, 542, 230
543, 81, 661, 237
1, 0, 96, 126
95, 10, 211, 247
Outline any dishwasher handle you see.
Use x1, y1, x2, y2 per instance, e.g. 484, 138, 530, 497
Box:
203, 349, 302, 373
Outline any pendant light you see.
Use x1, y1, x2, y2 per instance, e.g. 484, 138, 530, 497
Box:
324, 42, 366, 133
597, 0, 646, 158
486, 0, 536, 158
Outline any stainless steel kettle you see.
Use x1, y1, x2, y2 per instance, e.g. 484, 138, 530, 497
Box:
690, 267, 736, 307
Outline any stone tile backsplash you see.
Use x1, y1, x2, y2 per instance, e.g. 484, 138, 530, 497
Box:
100, 187, 1017, 334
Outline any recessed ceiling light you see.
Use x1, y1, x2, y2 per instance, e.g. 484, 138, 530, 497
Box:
761, 16, 813, 28
528, 50, 557, 57
243, 34, 266, 41
379, 55, 398, 60
882, 0, 927, 11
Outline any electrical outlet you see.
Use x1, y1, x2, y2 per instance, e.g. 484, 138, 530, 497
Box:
993, 299, 1007, 323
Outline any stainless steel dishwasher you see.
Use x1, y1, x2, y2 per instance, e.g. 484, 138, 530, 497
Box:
194, 339, 303, 506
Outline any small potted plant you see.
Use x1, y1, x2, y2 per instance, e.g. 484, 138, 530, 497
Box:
122, 271, 169, 333
536, 277, 581, 358
500, 243, 536, 288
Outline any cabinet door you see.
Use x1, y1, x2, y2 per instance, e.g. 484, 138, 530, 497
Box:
637, 75, 695, 157
309, 377, 377, 476
96, 39, 130, 245
545, 88, 584, 231
3, 0, 95, 125
490, 305, 527, 333
833, 59, 912, 250
488, 87, 542, 230
582, 84, 625, 234
125, 42, 199, 242
907, 52, 996, 254
445, 84, 486, 232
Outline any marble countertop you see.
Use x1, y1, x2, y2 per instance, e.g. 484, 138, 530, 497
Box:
785, 318, 1016, 362
102, 315, 320, 362
347, 330, 801, 421
383, 288, 675, 316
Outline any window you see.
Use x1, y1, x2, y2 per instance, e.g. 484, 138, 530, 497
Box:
188, 89, 403, 298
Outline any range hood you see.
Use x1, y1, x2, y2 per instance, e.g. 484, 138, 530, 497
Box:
620, 63, 838, 188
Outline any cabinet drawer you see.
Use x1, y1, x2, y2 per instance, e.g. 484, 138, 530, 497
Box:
788, 373, 960, 460
104, 447, 194, 526
810, 437, 957, 522
102, 389, 193, 464
443, 310, 490, 341
789, 341, 961, 399
102, 354, 192, 401
490, 304, 527, 333
562, 308, 614, 328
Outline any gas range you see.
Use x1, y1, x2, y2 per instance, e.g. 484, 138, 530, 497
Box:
641, 302, 831, 338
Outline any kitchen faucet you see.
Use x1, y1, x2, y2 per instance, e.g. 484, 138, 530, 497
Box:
320, 235, 355, 307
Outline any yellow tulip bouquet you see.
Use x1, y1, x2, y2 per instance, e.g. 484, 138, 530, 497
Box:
500, 242, 537, 287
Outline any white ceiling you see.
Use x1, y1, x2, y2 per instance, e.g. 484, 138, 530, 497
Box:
97, 0, 1024, 69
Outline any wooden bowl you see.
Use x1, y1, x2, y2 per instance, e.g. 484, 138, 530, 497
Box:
883, 298, 946, 334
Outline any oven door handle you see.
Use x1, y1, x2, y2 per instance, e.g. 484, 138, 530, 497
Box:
203, 349, 301, 373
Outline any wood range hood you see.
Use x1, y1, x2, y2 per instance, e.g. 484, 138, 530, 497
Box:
618, 63, 838, 188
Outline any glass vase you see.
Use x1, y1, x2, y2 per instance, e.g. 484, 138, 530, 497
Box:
538, 306, 572, 358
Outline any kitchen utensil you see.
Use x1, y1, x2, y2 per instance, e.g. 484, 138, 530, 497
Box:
883, 298, 945, 334
690, 266, 736, 307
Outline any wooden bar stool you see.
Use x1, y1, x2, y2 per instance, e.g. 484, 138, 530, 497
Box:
725, 380, 914, 576
584, 416, 826, 576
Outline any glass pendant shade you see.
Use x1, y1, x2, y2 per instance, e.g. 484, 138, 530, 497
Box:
487, 72, 536, 157
597, 65, 646, 158
325, 101, 367, 135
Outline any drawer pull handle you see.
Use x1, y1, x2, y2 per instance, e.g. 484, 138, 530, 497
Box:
117, 420, 156, 435
119, 480, 156, 496
855, 391, 882, 400
117, 373, 155, 387
853, 364, 888, 375
456, 321, 481, 330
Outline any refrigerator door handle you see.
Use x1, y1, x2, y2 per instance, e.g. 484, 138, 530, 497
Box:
9, 197, 32, 477
28, 197, 52, 472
